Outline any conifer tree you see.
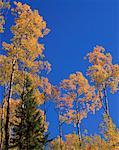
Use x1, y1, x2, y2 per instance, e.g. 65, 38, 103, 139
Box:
10, 77, 48, 150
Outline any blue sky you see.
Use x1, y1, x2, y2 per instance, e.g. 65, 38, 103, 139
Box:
0, 0, 119, 139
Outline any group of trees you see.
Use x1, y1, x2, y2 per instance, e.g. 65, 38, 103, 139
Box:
0, 1, 119, 150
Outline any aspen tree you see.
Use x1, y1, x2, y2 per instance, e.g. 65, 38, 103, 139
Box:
60, 72, 101, 143
0, 1, 50, 148
86, 46, 119, 116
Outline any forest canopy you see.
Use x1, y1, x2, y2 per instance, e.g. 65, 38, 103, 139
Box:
0, 0, 119, 150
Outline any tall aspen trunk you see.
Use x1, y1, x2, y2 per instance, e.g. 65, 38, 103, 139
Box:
43, 100, 46, 127
59, 123, 62, 150
76, 99, 81, 143
0, 101, 4, 149
58, 110, 63, 150
43, 93, 47, 149
98, 84, 109, 117
5, 59, 16, 150
103, 87, 109, 117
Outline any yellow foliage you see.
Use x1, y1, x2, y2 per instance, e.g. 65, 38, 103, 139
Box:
100, 114, 119, 149
0, 0, 10, 32
86, 45, 119, 93
1, 1, 51, 107
59, 72, 101, 126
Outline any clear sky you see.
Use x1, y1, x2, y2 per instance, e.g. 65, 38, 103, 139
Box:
0, 0, 119, 139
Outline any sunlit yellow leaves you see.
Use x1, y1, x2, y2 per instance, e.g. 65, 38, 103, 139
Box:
28, 73, 41, 88
13, 1, 30, 12
61, 72, 91, 95
2, 42, 14, 53
82, 135, 109, 150
58, 72, 101, 127
112, 64, 119, 78
0, 98, 20, 125
65, 134, 81, 149
61, 72, 94, 102
1, 1, 51, 109
51, 86, 60, 100
100, 114, 119, 150
50, 134, 81, 150
0, 4, 51, 147
41, 77, 52, 96
0, 0, 118, 148
50, 136, 65, 150
0, 56, 17, 85
86, 45, 119, 93
87, 65, 110, 84
2, 1, 51, 83
0, 15, 4, 32
0, 0, 10, 33
12, 2, 47, 38
86, 45, 112, 66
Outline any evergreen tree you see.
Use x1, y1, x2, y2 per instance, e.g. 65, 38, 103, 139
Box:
10, 77, 47, 150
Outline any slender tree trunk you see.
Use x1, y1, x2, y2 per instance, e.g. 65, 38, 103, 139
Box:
0, 100, 4, 149
26, 106, 30, 150
103, 87, 109, 116
98, 89, 107, 113
75, 98, 82, 148
76, 99, 81, 141
19, 105, 24, 150
0, 86, 7, 149
97, 84, 109, 117
43, 100, 46, 127
59, 123, 62, 150
58, 110, 63, 150
76, 121, 81, 142
43, 93, 47, 131
5, 59, 16, 150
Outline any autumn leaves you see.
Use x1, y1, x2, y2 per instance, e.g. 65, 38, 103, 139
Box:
51, 46, 119, 149
86, 46, 119, 116
0, 1, 119, 149
0, 1, 51, 149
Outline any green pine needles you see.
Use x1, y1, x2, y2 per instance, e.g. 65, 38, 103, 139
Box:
10, 77, 47, 150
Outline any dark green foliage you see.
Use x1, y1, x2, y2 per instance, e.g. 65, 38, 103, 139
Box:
10, 77, 47, 150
